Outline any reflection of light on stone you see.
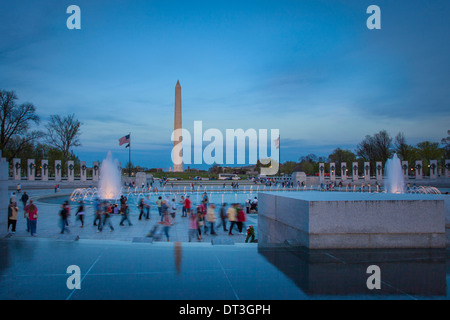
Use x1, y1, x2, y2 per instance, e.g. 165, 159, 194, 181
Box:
175, 242, 182, 275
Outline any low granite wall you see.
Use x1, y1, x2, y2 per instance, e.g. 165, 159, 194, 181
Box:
258, 192, 446, 249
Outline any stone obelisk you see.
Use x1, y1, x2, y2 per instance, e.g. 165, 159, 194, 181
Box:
173, 80, 183, 172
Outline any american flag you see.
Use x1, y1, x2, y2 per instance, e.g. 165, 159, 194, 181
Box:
119, 134, 130, 146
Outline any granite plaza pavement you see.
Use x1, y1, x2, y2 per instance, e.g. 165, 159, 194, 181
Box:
5, 188, 258, 244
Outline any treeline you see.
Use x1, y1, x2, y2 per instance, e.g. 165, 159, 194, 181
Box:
0, 89, 82, 175
280, 130, 450, 176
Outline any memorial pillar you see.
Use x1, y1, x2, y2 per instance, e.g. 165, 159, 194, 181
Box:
0, 151, 9, 236
415, 160, 423, 180
376, 162, 383, 181
41, 160, 49, 181
329, 163, 336, 182
13, 158, 21, 180
55, 160, 62, 182
352, 162, 358, 182
401, 161, 408, 180
80, 161, 87, 182
364, 162, 370, 182
67, 161, 74, 182
341, 162, 347, 182
319, 163, 325, 182
429, 160, 438, 179
93, 161, 99, 181
27, 159, 35, 181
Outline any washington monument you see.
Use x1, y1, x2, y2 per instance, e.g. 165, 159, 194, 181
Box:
173, 80, 183, 172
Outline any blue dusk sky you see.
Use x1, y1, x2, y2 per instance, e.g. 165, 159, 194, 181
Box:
1, 0, 449, 169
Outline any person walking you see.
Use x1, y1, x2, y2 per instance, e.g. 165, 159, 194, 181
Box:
21, 191, 29, 209
138, 198, 145, 220
227, 204, 238, 235
206, 204, 217, 235
160, 199, 168, 222
180, 195, 186, 217
195, 206, 204, 241
93, 198, 102, 227
156, 196, 163, 219
217, 203, 228, 232
7, 202, 19, 233
144, 195, 151, 220
184, 195, 192, 217
161, 207, 172, 242
24, 201, 30, 232
99, 202, 114, 232
60, 202, 70, 234
188, 210, 200, 242
237, 204, 247, 233
27, 200, 38, 236
10, 192, 16, 204
170, 198, 177, 224
75, 201, 85, 228
119, 204, 133, 226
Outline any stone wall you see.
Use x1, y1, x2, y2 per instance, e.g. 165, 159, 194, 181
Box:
258, 191, 447, 249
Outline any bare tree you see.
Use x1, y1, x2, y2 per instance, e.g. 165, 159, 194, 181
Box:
45, 114, 82, 165
0, 89, 43, 159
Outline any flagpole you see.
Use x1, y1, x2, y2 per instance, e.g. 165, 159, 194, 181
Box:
278, 134, 281, 176
128, 132, 131, 178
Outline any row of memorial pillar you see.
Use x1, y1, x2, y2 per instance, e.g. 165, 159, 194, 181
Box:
11, 159, 102, 182
319, 160, 450, 182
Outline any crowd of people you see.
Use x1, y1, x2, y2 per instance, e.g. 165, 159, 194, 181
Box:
7, 188, 256, 243
8, 189, 38, 236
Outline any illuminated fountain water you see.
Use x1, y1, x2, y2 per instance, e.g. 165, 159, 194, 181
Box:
385, 153, 405, 194
98, 151, 122, 200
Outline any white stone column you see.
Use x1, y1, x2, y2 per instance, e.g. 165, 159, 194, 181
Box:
415, 160, 423, 180
352, 162, 359, 181
429, 160, 438, 179
93, 161, 99, 181
0, 151, 9, 236
41, 160, 49, 181
341, 162, 347, 182
364, 162, 370, 182
319, 163, 325, 182
401, 161, 408, 180
80, 161, 87, 182
67, 161, 75, 182
445, 159, 450, 178
55, 160, 62, 182
13, 158, 21, 180
27, 159, 35, 181
376, 162, 383, 181
329, 163, 336, 181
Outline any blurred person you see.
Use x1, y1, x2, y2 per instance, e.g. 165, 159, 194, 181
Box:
188, 209, 200, 242
75, 201, 85, 228
59, 202, 70, 234
7, 202, 19, 233
170, 198, 177, 224
21, 191, 29, 208
206, 204, 217, 235
138, 198, 145, 220
119, 204, 133, 226
144, 195, 151, 220
237, 204, 246, 233
27, 200, 38, 236
227, 204, 238, 236
216, 203, 228, 232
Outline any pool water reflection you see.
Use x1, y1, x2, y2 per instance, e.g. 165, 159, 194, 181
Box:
0, 238, 448, 300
